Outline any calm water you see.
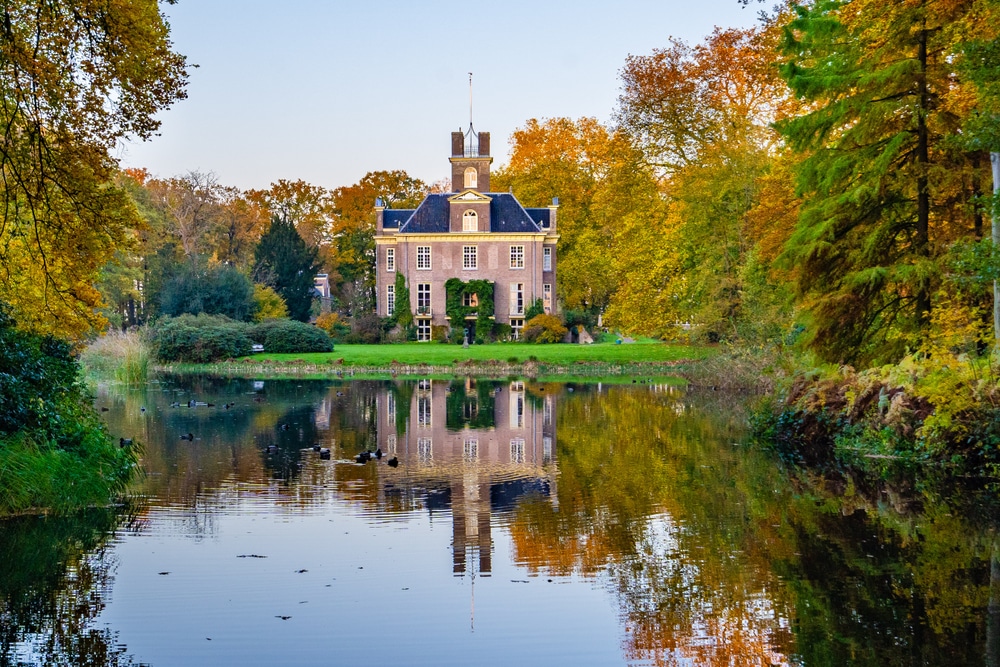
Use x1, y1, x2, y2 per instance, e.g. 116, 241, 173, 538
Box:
1, 376, 998, 666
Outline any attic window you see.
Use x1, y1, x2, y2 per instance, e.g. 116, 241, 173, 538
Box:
463, 210, 478, 232
464, 167, 477, 189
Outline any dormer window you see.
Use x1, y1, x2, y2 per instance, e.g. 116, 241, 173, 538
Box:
464, 167, 478, 189
463, 210, 478, 232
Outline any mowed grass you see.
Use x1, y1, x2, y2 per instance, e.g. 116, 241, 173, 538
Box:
246, 340, 711, 367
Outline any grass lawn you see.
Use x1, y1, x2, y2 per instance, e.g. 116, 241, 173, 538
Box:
245, 340, 711, 367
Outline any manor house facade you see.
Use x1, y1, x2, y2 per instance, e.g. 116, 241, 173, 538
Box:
374, 125, 558, 340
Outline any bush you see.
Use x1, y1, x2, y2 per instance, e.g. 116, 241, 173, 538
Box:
432, 325, 449, 343
522, 314, 567, 344
249, 319, 333, 353
0, 302, 139, 514
151, 314, 252, 363
315, 312, 351, 342
253, 284, 288, 321
344, 313, 388, 344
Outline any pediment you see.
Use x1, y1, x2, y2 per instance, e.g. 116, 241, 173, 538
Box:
448, 189, 492, 204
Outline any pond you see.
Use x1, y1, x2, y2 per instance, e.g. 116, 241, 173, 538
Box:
1, 376, 998, 666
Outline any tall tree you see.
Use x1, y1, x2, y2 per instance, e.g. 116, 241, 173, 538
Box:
777, 0, 984, 364
0, 0, 187, 338
254, 215, 320, 322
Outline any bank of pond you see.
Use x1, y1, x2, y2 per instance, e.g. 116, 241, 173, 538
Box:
1, 375, 998, 665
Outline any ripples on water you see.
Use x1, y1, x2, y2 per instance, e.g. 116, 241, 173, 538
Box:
0, 376, 997, 666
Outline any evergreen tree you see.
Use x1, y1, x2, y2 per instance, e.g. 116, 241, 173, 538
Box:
777, 0, 983, 364
253, 215, 321, 322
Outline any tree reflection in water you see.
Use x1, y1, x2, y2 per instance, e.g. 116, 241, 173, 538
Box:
0, 506, 144, 666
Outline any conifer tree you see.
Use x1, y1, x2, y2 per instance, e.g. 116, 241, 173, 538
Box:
253, 215, 320, 322
777, 0, 982, 363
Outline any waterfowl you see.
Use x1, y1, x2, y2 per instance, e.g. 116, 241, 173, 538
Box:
266, 444, 278, 454
374, 448, 383, 460
180, 433, 194, 441
319, 448, 331, 460
356, 451, 371, 464
312, 443, 322, 452
387, 456, 399, 468
119, 438, 133, 447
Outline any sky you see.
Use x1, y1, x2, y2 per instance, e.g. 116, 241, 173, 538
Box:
119, 1, 764, 192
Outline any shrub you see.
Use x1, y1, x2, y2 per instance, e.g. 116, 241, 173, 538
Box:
159, 261, 256, 321
315, 312, 351, 342
249, 319, 333, 353
522, 314, 567, 344
253, 284, 288, 321
0, 302, 139, 514
151, 314, 252, 363
524, 298, 545, 321
345, 313, 388, 344
432, 325, 449, 343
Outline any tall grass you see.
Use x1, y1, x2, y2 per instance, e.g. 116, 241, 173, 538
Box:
80, 329, 151, 384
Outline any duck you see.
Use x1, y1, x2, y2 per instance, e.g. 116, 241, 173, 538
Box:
356, 451, 371, 464
311, 443, 322, 452
319, 448, 331, 460
180, 433, 194, 441
119, 437, 133, 448
266, 444, 278, 454
374, 448, 383, 460
387, 456, 399, 468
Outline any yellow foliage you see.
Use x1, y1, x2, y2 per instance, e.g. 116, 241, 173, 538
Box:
252, 284, 288, 321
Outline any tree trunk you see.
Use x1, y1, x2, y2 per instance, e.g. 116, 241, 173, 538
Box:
916, 28, 931, 325
988, 539, 999, 667
992, 151, 1000, 347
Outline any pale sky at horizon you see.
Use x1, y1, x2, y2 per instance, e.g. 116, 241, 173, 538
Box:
119, 1, 764, 192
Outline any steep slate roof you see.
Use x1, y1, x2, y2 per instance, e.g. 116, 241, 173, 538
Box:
382, 210, 411, 229
394, 192, 545, 234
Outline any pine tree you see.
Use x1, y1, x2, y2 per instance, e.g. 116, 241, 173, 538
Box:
253, 215, 320, 322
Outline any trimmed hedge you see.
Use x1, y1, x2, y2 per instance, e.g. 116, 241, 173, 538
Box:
249, 319, 333, 353
151, 314, 252, 363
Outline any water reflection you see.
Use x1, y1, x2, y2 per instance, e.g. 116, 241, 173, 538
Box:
2, 377, 997, 665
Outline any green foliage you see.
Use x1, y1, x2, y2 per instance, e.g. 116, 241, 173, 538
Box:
444, 278, 495, 342
343, 313, 390, 344
151, 314, 252, 363
445, 380, 497, 430
79, 330, 151, 385
522, 314, 568, 343
254, 215, 321, 322
248, 319, 333, 354
525, 298, 545, 321
0, 303, 139, 514
159, 260, 256, 321
393, 273, 413, 328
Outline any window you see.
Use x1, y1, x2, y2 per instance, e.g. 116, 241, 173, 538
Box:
543, 283, 552, 314
510, 382, 525, 428
417, 437, 433, 464
510, 438, 525, 464
543, 247, 552, 272
417, 318, 431, 341
510, 245, 524, 269
387, 391, 396, 422
416, 246, 431, 270
417, 283, 431, 316
543, 436, 552, 464
462, 292, 478, 308
386, 284, 395, 317
463, 210, 478, 232
386, 247, 395, 272
510, 318, 524, 340
386, 433, 397, 454
418, 395, 431, 426
464, 167, 477, 189
463, 245, 477, 270
509, 282, 524, 316
464, 438, 478, 462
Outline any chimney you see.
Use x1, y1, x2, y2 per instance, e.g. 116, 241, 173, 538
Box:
548, 197, 559, 234
478, 131, 490, 157
375, 196, 385, 233
451, 131, 464, 157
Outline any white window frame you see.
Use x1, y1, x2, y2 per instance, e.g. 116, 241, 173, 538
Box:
386, 284, 395, 317
417, 395, 431, 426
464, 167, 477, 190
509, 282, 524, 316
416, 245, 431, 270
417, 283, 431, 316
463, 245, 477, 270
543, 283, 552, 314
510, 245, 525, 269
463, 210, 478, 232
416, 318, 431, 342
386, 247, 395, 272
464, 438, 478, 462
417, 437, 433, 464
510, 438, 525, 464
510, 318, 524, 340
543, 247, 552, 272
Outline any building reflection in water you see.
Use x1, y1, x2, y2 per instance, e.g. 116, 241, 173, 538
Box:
371, 379, 557, 577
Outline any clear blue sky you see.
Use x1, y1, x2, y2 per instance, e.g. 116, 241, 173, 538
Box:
120, 1, 763, 191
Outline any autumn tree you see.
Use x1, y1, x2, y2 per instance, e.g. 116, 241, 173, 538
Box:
329, 170, 426, 314
254, 215, 321, 322
777, 0, 990, 363
246, 179, 334, 259
0, 0, 187, 339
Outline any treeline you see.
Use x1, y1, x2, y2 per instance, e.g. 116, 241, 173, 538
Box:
496, 1, 1000, 367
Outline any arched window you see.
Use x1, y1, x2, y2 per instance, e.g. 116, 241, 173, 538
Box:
463, 210, 478, 232
464, 167, 478, 189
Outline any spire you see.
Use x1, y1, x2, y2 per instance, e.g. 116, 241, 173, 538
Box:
464, 72, 478, 157
469, 72, 473, 128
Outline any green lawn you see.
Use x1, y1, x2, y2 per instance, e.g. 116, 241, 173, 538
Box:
247, 340, 711, 367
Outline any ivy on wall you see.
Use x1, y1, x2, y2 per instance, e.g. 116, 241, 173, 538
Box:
394, 273, 412, 328
444, 278, 495, 342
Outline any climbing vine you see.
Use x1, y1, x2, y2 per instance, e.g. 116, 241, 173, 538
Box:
394, 273, 412, 328
445, 278, 494, 342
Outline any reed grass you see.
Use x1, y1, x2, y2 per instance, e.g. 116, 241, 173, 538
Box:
80, 329, 151, 384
